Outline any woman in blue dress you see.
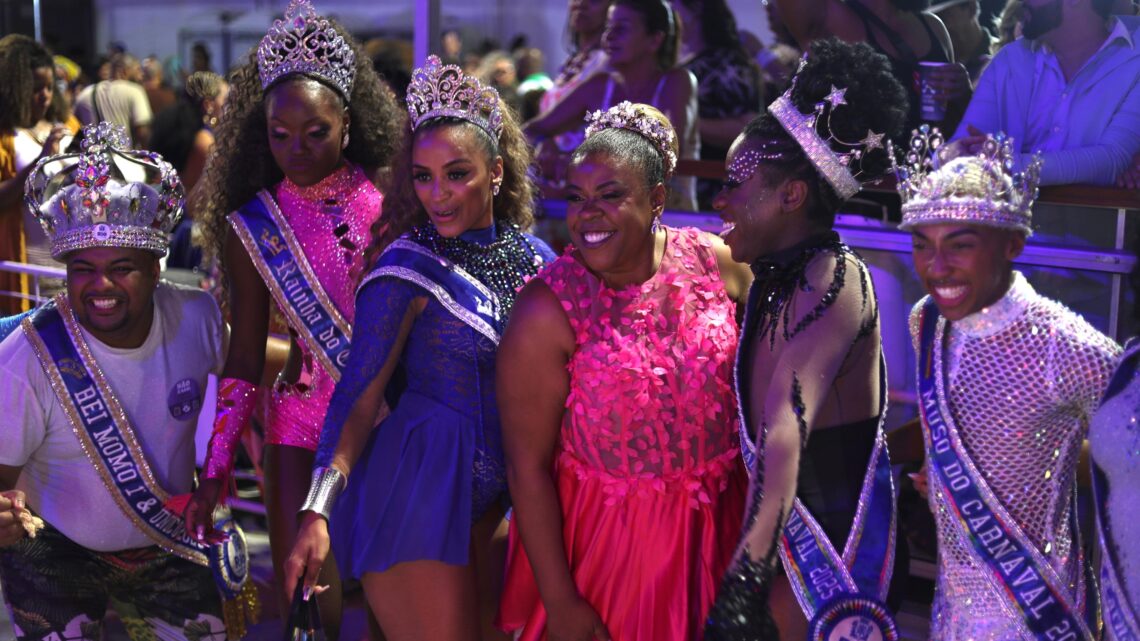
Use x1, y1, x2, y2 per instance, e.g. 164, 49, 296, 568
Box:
285, 55, 555, 641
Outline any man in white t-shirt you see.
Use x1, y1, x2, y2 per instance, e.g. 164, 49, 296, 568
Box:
0, 123, 228, 641
74, 53, 153, 148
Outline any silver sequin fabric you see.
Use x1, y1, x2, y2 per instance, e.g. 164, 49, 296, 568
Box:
909, 272, 1120, 640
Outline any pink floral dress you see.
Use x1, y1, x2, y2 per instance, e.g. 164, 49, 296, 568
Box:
499, 226, 747, 641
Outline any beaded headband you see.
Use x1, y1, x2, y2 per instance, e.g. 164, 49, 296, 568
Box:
25, 123, 185, 259
584, 101, 678, 179
768, 65, 886, 200
257, 0, 356, 99
407, 55, 504, 141
892, 126, 1042, 235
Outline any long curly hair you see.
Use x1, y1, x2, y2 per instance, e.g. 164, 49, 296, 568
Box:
0, 35, 54, 131
362, 103, 535, 270
195, 21, 405, 282
741, 38, 907, 228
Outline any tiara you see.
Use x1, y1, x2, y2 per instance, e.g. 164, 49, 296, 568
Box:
768, 83, 885, 200
257, 0, 356, 99
892, 125, 1042, 235
407, 55, 503, 141
25, 123, 185, 259
584, 101, 678, 178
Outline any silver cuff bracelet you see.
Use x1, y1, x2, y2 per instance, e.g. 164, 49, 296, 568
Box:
299, 466, 347, 520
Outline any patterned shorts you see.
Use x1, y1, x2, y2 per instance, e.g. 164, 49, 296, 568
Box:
0, 520, 225, 641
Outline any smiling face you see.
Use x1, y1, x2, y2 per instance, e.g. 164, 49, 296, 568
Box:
411, 122, 503, 238
712, 136, 796, 263
265, 77, 348, 187
565, 150, 664, 286
911, 222, 1025, 321
66, 246, 161, 348
602, 3, 664, 66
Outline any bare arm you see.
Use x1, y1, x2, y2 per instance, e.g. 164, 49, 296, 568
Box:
179, 130, 213, 194
524, 73, 607, 141
658, 69, 698, 159
0, 125, 69, 212
709, 233, 753, 304
220, 227, 271, 384
500, 278, 610, 641
773, 0, 859, 48
701, 112, 759, 150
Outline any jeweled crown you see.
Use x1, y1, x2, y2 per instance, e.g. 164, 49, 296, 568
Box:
406, 55, 504, 141
584, 101, 678, 179
892, 126, 1042, 235
768, 69, 886, 200
25, 123, 185, 259
257, 0, 356, 98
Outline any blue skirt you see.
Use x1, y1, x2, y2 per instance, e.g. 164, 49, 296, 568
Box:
329, 390, 492, 579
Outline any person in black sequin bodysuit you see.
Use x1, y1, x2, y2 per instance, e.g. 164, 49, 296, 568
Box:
704, 39, 908, 641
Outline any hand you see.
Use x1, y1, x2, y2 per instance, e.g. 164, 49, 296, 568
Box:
0, 490, 28, 547
908, 463, 930, 501
284, 511, 331, 603
941, 124, 988, 162
1116, 151, 1140, 190
924, 62, 971, 103
546, 594, 611, 641
183, 477, 224, 544
35, 124, 71, 162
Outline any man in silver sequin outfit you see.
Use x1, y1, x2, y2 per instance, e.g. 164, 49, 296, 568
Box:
898, 131, 1120, 640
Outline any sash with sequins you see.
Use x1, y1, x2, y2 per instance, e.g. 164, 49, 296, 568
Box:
21, 297, 249, 599
1093, 340, 1140, 641
229, 190, 352, 381
360, 238, 503, 344
918, 298, 1094, 641
736, 286, 898, 637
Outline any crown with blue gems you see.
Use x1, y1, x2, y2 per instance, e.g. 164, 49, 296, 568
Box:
584, 101, 678, 179
892, 125, 1042, 235
257, 0, 356, 99
406, 55, 504, 141
24, 122, 185, 259
768, 57, 886, 200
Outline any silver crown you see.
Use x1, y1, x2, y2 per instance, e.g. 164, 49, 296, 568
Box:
768, 79, 885, 201
257, 0, 356, 98
407, 55, 503, 140
24, 123, 185, 259
892, 125, 1042, 235
585, 101, 678, 179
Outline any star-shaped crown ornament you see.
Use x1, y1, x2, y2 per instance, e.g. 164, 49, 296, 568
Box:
25, 122, 185, 259
584, 101, 678, 179
257, 0, 356, 99
892, 125, 1042, 235
768, 71, 886, 200
406, 55, 504, 141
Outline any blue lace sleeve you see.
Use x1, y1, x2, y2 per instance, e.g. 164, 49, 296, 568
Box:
314, 275, 420, 468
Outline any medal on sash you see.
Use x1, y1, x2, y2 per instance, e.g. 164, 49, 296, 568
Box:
361, 238, 504, 344
229, 190, 353, 380
1093, 340, 1140, 641
22, 297, 257, 634
917, 299, 1094, 641
736, 290, 898, 640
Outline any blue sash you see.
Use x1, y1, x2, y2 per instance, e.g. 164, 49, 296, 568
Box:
21, 297, 249, 599
229, 191, 353, 381
360, 238, 503, 344
917, 298, 1093, 641
1093, 340, 1140, 641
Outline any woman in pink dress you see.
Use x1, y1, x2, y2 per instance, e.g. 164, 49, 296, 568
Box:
497, 102, 752, 641
181, 1, 404, 634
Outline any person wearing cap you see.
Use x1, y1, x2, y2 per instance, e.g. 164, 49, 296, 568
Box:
898, 128, 1119, 640
0, 123, 232, 641
930, 0, 995, 81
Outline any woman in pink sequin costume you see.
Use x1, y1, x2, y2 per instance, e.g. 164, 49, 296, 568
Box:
496, 103, 752, 641
183, 2, 404, 634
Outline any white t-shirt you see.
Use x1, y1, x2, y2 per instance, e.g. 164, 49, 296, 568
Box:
0, 282, 224, 551
74, 80, 153, 145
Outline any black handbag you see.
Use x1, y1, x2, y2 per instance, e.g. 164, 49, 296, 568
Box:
283, 582, 325, 641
